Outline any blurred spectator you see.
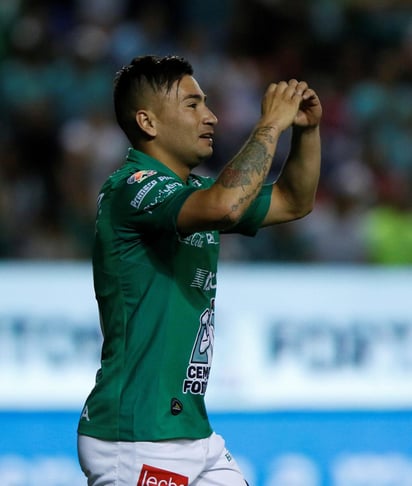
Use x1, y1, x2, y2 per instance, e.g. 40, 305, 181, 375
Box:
363, 174, 412, 264
0, 0, 411, 263
295, 159, 375, 263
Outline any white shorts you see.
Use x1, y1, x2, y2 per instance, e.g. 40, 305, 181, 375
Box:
77, 432, 249, 486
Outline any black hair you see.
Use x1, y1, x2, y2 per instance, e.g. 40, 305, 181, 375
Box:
113, 55, 194, 145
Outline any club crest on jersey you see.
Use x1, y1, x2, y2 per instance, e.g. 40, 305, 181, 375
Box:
127, 170, 157, 184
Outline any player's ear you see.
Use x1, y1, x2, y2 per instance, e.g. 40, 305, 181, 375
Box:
136, 110, 157, 137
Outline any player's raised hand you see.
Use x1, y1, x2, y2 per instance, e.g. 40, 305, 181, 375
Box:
259, 79, 303, 133
293, 82, 322, 129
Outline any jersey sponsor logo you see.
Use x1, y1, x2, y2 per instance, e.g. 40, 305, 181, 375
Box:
183, 299, 215, 395
190, 269, 217, 291
137, 464, 189, 486
178, 232, 218, 248
130, 180, 158, 208
127, 170, 157, 184
142, 181, 184, 212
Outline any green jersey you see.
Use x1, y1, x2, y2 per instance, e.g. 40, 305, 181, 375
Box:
78, 148, 271, 442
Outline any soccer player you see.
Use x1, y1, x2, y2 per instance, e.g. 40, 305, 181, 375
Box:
77, 55, 322, 485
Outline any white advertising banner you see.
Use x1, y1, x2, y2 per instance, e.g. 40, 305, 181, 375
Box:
0, 262, 411, 410
210, 264, 412, 410
0, 262, 99, 409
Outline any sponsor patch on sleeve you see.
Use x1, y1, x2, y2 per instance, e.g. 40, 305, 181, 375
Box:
130, 176, 185, 211
130, 180, 158, 208
127, 170, 157, 184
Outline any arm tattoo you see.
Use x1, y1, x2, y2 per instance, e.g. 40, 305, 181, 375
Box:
216, 126, 276, 225
219, 127, 275, 189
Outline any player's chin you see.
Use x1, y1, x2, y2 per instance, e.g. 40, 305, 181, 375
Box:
197, 144, 214, 159
200, 147, 213, 162
188, 152, 212, 170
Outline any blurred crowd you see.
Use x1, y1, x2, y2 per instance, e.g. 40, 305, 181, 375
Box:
1, 0, 412, 263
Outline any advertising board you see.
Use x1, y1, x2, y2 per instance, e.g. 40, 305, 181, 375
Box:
1, 262, 411, 485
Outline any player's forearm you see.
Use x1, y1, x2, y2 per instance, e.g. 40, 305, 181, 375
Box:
213, 124, 282, 226
276, 125, 321, 217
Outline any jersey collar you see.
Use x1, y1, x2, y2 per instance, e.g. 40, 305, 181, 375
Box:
125, 148, 186, 183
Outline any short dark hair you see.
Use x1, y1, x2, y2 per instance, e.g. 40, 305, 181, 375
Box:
113, 55, 194, 145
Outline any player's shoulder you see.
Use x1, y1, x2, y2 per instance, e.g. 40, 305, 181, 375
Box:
106, 165, 177, 192
119, 166, 194, 214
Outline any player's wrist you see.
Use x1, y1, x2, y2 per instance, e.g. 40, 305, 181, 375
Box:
254, 121, 282, 138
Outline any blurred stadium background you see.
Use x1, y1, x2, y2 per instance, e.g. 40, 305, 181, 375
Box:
1, 0, 412, 485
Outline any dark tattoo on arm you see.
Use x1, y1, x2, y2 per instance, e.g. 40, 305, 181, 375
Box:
216, 126, 277, 225
219, 127, 275, 188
